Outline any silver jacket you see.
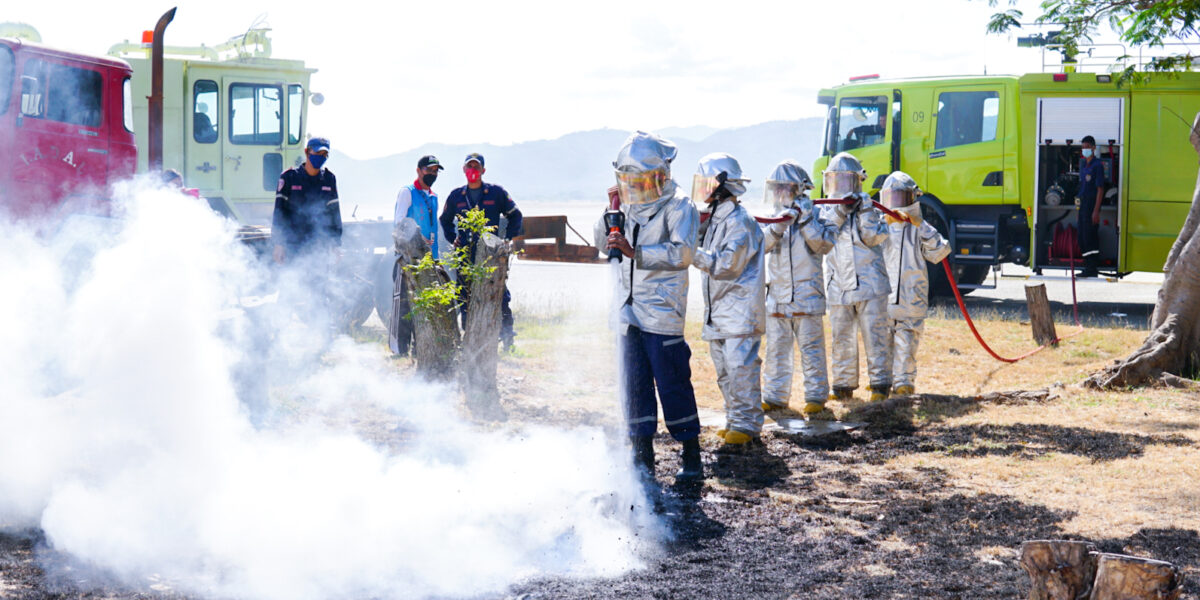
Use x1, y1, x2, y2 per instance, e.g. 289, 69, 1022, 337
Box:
761, 201, 836, 316
821, 194, 890, 305
884, 220, 951, 320
594, 184, 699, 336
693, 199, 766, 341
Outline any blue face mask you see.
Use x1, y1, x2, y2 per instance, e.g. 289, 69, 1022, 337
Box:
1082, 148, 1094, 159
308, 152, 328, 170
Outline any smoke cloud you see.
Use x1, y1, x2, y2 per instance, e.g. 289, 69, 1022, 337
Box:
0, 179, 656, 599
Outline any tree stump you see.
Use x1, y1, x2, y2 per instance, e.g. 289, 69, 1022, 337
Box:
1025, 283, 1058, 347
1019, 540, 1098, 600
1089, 553, 1183, 600
394, 220, 459, 380
460, 232, 511, 421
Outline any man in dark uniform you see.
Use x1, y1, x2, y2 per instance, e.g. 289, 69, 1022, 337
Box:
438, 152, 523, 349
271, 136, 343, 325
1077, 135, 1106, 277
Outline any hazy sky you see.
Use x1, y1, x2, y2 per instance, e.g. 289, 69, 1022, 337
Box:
11, 0, 1086, 159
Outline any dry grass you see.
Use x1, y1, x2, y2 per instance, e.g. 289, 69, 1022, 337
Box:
491, 300, 1200, 548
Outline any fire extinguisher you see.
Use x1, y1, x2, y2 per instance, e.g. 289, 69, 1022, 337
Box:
603, 186, 625, 263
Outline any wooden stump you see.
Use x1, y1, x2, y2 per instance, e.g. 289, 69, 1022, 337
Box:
1089, 553, 1183, 600
1019, 540, 1098, 600
1025, 283, 1058, 347
460, 232, 511, 421
393, 220, 459, 380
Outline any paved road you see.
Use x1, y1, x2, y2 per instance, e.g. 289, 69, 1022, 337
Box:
507, 259, 1161, 330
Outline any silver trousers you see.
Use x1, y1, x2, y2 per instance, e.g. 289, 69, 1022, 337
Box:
710, 336, 764, 436
828, 296, 891, 390
763, 315, 829, 406
888, 317, 925, 388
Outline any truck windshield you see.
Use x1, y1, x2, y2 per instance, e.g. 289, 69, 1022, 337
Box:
0, 47, 11, 115
825, 95, 888, 154
20, 59, 103, 128
288, 84, 302, 145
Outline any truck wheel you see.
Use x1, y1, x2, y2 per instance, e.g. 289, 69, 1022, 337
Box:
374, 255, 397, 325
923, 205, 989, 297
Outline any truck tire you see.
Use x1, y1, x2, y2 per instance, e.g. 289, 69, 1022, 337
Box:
923, 205, 989, 297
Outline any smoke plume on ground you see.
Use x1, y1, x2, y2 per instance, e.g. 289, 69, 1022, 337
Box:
0, 181, 654, 599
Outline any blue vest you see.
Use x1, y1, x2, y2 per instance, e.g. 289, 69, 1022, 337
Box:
403, 184, 440, 258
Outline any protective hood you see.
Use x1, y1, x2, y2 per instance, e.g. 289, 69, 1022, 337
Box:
614, 130, 677, 173
823, 152, 867, 197
764, 159, 815, 211
880, 170, 922, 208
693, 152, 750, 201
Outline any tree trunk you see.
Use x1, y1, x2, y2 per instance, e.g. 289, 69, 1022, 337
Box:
1089, 553, 1183, 600
1019, 540, 1098, 600
460, 233, 511, 421
1025, 283, 1058, 347
1087, 112, 1200, 389
394, 220, 459, 380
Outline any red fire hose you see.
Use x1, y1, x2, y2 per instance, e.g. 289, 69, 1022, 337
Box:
631, 194, 1085, 364
810, 198, 1085, 364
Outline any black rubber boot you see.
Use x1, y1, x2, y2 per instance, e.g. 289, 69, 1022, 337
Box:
1080, 255, 1100, 278
631, 436, 656, 482
675, 438, 703, 482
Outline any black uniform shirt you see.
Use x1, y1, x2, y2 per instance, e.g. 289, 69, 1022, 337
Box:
272, 166, 343, 253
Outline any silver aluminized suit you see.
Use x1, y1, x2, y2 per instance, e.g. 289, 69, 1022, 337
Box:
593, 181, 699, 337
693, 198, 766, 436
884, 218, 950, 389
761, 200, 837, 407
821, 194, 892, 393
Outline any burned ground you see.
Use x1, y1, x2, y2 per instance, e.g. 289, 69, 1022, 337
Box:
2, 392, 1197, 600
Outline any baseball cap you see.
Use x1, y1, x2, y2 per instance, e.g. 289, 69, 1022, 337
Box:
306, 137, 331, 153
417, 155, 444, 170
463, 152, 485, 167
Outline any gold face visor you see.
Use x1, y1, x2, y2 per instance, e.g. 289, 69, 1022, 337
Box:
615, 169, 668, 205
881, 188, 919, 208
823, 171, 864, 197
691, 174, 724, 204
764, 181, 809, 211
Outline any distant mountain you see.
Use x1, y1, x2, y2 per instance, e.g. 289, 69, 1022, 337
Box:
333, 118, 825, 220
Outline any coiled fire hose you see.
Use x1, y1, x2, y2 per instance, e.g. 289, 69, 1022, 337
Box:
696, 197, 1085, 364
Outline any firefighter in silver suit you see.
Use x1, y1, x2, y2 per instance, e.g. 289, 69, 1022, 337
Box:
759, 160, 838, 419
881, 171, 950, 396
820, 152, 892, 402
690, 153, 767, 446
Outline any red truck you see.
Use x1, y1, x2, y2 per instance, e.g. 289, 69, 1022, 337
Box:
0, 30, 137, 219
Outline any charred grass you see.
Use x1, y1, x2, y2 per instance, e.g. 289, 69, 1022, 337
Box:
3, 310, 1198, 599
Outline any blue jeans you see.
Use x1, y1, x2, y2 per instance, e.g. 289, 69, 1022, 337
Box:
621, 326, 700, 441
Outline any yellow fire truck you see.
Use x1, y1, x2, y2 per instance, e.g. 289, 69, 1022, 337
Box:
813, 63, 1200, 294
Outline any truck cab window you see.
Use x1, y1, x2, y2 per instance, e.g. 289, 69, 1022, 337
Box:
123, 77, 133, 132
935, 91, 1000, 149
827, 96, 888, 153
193, 80, 218, 143
0, 47, 12, 115
20, 60, 103, 127
229, 83, 281, 145
288, 84, 302, 145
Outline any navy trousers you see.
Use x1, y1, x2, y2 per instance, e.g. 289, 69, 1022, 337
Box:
621, 326, 700, 441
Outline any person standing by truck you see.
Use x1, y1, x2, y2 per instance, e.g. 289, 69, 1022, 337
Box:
1077, 135, 1106, 278
271, 136, 343, 329
389, 155, 444, 356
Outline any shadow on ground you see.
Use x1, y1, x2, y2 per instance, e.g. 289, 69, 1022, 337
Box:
930, 295, 1153, 329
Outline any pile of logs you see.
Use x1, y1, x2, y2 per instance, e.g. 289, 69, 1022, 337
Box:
1019, 540, 1184, 599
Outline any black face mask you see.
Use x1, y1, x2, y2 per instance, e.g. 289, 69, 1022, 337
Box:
421, 173, 438, 187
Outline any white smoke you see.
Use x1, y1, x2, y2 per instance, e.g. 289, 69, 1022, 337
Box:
0, 180, 657, 599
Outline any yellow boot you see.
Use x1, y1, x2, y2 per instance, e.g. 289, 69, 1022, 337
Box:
869, 385, 890, 402
723, 430, 754, 445
828, 387, 855, 402
893, 384, 915, 396
802, 402, 836, 421
762, 401, 786, 412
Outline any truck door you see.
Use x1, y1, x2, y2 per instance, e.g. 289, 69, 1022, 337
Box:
185, 70, 227, 215
828, 94, 892, 193
12, 54, 110, 217
925, 86, 1005, 206
222, 76, 285, 225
